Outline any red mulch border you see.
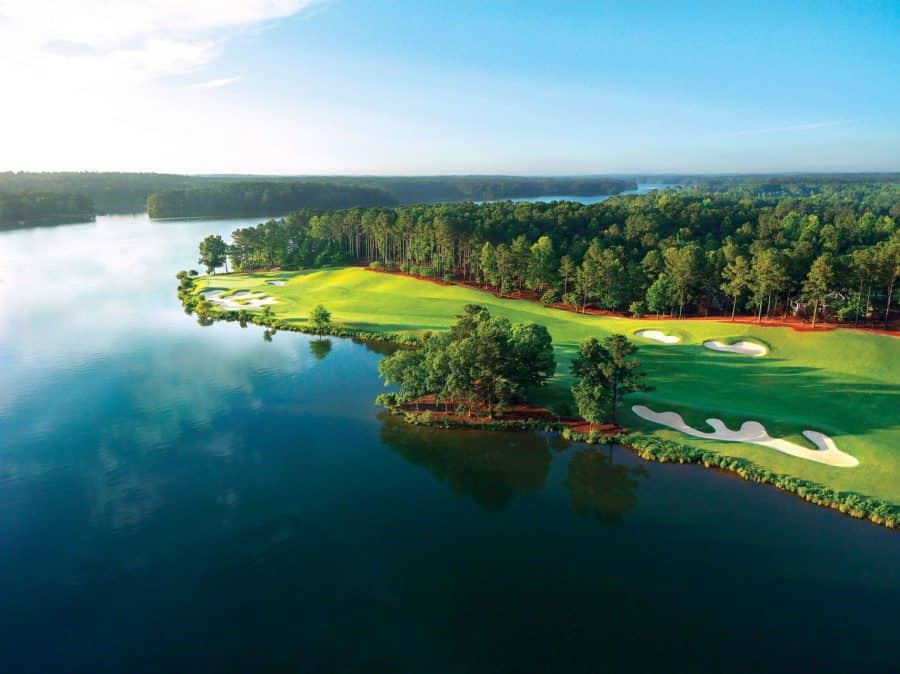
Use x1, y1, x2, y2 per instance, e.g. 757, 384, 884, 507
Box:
363, 266, 899, 337
396, 396, 623, 434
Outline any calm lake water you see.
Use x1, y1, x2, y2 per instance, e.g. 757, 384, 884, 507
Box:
0, 214, 897, 673
483, 182, 674, 204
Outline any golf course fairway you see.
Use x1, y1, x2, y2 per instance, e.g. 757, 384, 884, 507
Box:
193, 267, 900, 505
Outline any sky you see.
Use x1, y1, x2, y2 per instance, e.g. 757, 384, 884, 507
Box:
0, 0, 898, 174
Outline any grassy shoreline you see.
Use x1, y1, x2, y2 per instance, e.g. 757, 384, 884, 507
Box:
181, 266, 900, 514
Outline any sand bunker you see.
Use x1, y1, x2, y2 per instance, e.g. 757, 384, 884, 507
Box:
635, 330, 680, 344
631, 405, 858, 467
202, 290, 277, 310
267, 280, 286, 286
703, 340, 767, 357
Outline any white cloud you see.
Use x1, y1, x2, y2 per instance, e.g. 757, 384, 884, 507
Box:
0, 0, 321, 170
0, 0, 320, 91
184, 76, 242, 90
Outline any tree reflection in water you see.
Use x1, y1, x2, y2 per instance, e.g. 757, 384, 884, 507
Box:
309, 338, 333, 360
352, 337, 402, 357
566, 447, 647, 523
379, 416, 551, 511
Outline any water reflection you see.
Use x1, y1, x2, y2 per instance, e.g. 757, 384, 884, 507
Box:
0, 214, 264, 414
309, 338, 333, 360
352, 337, 402, 357
565, 448, 647, 523
379, 415, 551, 510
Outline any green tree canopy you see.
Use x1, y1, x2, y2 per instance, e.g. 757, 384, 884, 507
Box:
198, 234, 228, 274
309, 304, 332, 336
377, 304, 555, 416
802, 254, 834, 328
570, 334, 649, 425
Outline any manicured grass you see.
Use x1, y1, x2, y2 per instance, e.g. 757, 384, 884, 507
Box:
194, 267, 900, 503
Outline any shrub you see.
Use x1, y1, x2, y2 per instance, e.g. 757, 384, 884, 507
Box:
562, 292, 578, 307
375, 393, 400, 409
836, 305, 856, 322
443, 273, 454, 284
541, 288, 560, 305
629, 300, 647, 318
369, 261, 384, 270
620, 433, 898, 529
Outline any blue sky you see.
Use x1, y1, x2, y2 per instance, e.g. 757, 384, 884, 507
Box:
2, 0, 898, 173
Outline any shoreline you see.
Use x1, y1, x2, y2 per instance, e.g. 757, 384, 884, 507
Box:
379, 404, 898, 531
177, 274, 900, 531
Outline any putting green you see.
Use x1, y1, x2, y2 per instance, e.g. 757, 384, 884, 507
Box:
193, 267, 900, 503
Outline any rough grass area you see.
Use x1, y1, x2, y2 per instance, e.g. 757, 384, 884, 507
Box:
194, 267, 900, 504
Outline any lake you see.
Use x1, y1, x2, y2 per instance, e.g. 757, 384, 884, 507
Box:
0, 215, 897, 673
480, 182, 675, 204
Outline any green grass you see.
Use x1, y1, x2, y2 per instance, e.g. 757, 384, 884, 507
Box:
195, 267, 900, 503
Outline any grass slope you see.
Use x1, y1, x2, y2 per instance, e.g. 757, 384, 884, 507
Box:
195, 268, 900, 503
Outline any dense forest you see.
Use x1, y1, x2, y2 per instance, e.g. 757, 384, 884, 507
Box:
300, 176, 637, 203
149, 176, 639, 218
201, 182, 900, 326
0, 172, 202, 213
0, 172, 637, 218
0, 193, 95, 229
148, 181, 396, 218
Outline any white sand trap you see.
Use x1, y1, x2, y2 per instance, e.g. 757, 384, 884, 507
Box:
202, 290, 277, 311
267, 280, 286, 286
703, 340, 767, 357
635, 329, 680, 344
631, 405, 858, 467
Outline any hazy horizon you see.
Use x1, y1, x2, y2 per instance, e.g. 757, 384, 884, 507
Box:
6, 170, 900, 178
1, 1, 898, 174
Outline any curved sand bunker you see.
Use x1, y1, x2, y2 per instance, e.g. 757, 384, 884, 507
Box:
202, 290, 277, 310
635, 329, 680, 344
267, 280, 286, 286
703, 340, 767, 357
631, 405, 858, 467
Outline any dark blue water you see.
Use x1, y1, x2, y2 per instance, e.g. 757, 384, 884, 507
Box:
0, 216, 897, 673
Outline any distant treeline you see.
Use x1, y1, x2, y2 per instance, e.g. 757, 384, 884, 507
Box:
147, 181, 397, 218
4, 171, 900, 222
198, 182, 899, 326
0, 172, 203, 213
296, 176, 638, 203
0, 192, 95, 229
626, 173, 900, 188
0, 172, 639, 219
147, 176, 639, 218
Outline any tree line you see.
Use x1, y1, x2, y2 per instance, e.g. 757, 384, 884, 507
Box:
0, 172, 202, 213
0, 172, 636, 218
148, 181, 397, 218
149, 177, 639, 218
0, 192, 95, 229
198, 182, 900, 326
